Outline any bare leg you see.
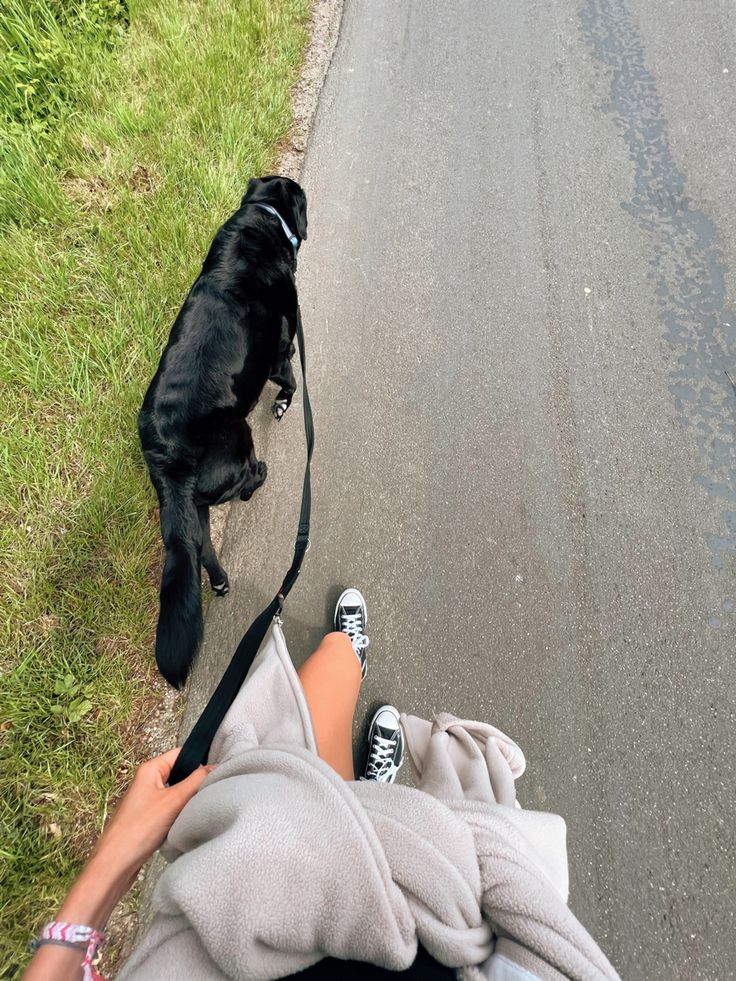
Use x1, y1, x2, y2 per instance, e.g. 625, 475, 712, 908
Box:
297, 632, 361, 780
197, 505, 228, 596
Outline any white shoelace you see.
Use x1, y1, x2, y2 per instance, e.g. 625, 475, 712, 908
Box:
365, 734, 398, 780
339, 610, 369, 653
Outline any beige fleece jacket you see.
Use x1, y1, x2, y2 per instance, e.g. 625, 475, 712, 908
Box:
119, 623, 619, 981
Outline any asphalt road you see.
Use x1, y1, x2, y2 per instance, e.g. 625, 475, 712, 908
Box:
184, 2, 736, 977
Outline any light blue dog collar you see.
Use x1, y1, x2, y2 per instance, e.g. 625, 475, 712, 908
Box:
256, 204, 299, 262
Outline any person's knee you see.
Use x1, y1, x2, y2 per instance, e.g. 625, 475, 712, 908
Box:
298, 632, 360, 691
315, 631, 356, 662
310, 631, 360, 675
322, 630, 351, 647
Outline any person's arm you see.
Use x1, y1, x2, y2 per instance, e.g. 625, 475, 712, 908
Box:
22, 748, 213, 981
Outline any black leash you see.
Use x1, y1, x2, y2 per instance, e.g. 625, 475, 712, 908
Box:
169, 306, 313, 785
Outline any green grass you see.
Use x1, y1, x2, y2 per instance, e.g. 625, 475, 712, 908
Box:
0, 0, 309, 973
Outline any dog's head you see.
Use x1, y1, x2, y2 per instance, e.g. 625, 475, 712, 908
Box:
241, 175, 308, 244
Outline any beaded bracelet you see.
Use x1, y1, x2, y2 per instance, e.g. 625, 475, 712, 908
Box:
30, 921, 106, 981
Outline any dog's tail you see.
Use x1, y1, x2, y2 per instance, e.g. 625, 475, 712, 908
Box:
156, 478, 202, 689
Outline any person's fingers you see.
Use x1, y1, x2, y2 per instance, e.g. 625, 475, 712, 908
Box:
147, 747, 182, 783
166, 764, 213, 810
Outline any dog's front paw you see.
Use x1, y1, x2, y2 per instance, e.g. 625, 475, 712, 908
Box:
212, 579, 229, 597
272, 397, 289, 421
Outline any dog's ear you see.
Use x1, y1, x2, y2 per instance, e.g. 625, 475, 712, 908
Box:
276, 177, 307, 241
291, 188, 308, 242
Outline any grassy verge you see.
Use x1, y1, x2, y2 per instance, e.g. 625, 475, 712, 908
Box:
0, 0, 309, 973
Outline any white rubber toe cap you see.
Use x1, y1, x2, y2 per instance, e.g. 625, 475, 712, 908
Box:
334, 587, 368, 627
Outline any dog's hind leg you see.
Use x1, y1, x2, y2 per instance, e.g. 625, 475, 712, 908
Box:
239, 449, 268, 501
198, 505, 229, 596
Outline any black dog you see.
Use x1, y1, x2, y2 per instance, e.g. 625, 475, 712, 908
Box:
138, 176, 307, 688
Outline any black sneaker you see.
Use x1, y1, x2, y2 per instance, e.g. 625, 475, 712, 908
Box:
334, 587, 369, 680
362, 705, 404, 783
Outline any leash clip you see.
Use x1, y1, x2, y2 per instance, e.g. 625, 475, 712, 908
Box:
275, 592, 285, 618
